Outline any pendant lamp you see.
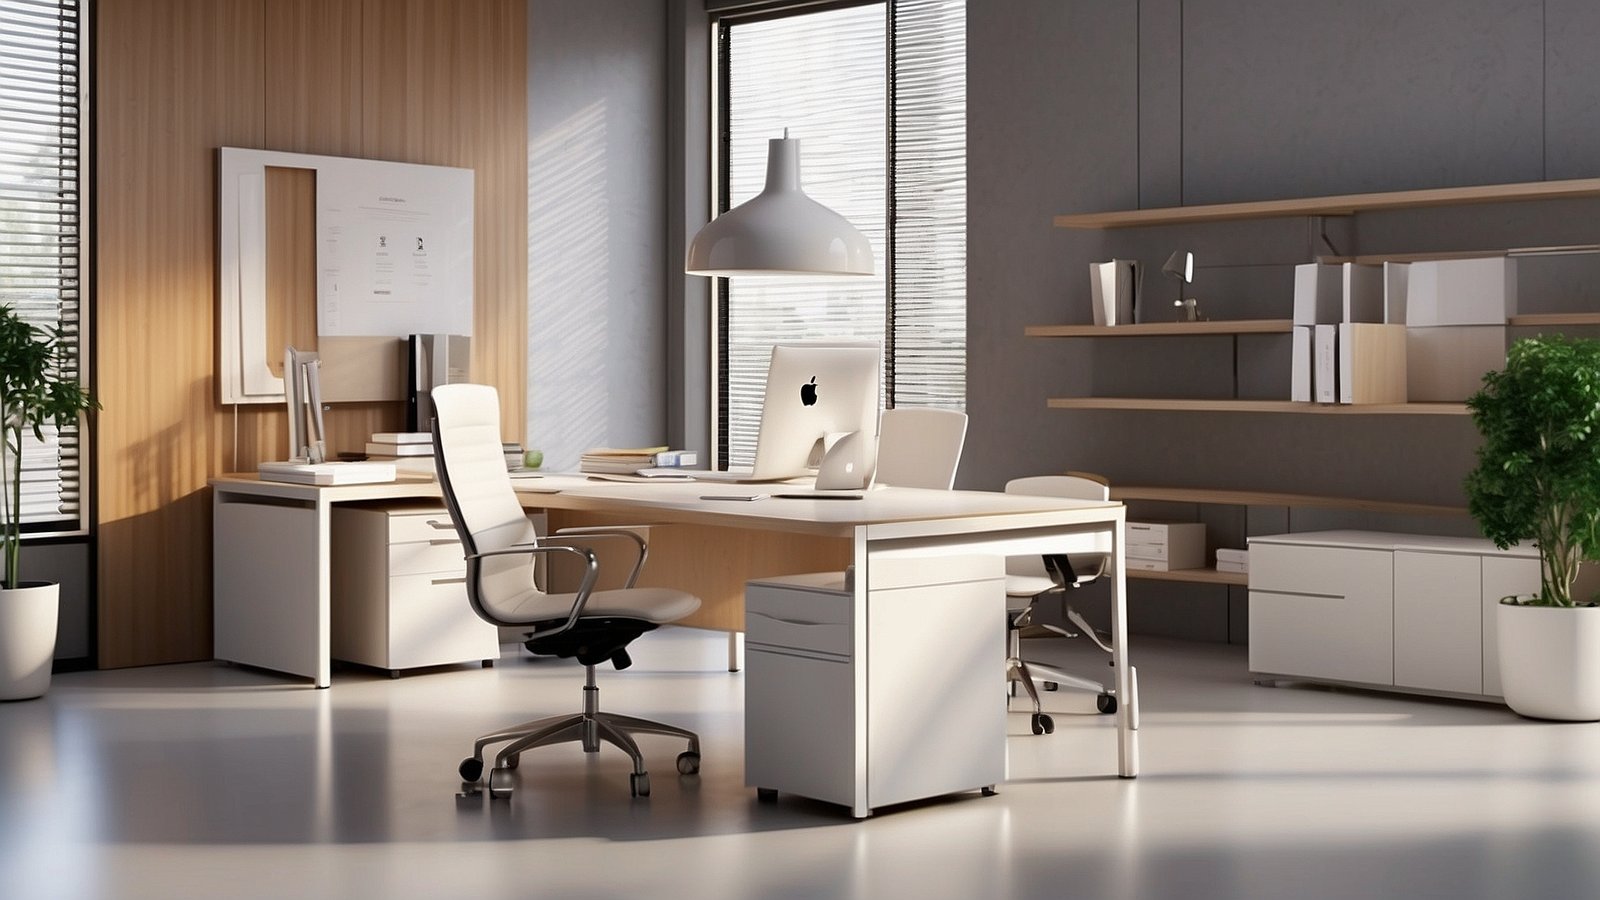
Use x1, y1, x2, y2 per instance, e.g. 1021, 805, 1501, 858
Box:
686, 132, 874, 277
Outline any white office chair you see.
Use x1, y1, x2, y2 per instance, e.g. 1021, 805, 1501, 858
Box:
873, 407, 968, 489
432, 383, 702, 800
1004, 474, 1128, 735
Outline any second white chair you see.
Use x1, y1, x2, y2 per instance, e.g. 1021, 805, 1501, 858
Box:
1004, 474, 1127, 735
873, 407, 968, 489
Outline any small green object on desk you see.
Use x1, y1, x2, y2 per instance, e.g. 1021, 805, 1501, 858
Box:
524, 449, 544, 470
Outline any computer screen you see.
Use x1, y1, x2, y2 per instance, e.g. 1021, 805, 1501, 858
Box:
748, 341, 881, 484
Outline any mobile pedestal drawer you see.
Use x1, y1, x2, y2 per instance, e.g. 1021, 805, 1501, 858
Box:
744, 555, 1005, 817
331, 502, 500, 676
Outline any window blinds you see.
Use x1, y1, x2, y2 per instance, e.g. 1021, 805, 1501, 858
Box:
0, 0, 83, 528
718, 0, 965, 468
721, 3, 887, 468
888, 0, 965, 410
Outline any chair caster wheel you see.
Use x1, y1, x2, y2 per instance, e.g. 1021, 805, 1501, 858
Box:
676, 751, 701, 775
757, 787, 778, 803
488, 767, 515, 799
630, 772, 651, 798
503, 754, 520, 770
1031, 712, 1054, 735
1096, 693, 1117, 714
1043, 681, 1058, 691
981, 785, 998, 797
459, 757, 484, 782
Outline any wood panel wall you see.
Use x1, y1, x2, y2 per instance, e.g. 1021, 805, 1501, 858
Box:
95, 0, 528, 668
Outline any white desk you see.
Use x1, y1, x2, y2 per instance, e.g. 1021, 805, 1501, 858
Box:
211, 473, 1138, 811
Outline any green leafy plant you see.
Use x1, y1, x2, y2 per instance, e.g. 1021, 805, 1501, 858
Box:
1465, 335, 1600, 607
0, 305, 97, 590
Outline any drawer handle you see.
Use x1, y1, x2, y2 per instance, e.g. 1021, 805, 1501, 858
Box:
425, 519, 455, 531
431, 577, 467, 586
748, 611, 839, 628
428, 539, 461, 547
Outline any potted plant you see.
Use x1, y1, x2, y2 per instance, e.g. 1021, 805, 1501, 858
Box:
0, 306, 96, 701
1465, 335, 1600, 720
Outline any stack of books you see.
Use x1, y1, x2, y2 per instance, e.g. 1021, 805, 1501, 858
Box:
364, 432, 436, 476
258, 460, 396, 486
503, 442, 525, 470
1215, 548, 1249, 575
579, 446, 669, 475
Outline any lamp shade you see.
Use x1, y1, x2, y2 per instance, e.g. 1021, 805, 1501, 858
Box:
686, 136, 874, 277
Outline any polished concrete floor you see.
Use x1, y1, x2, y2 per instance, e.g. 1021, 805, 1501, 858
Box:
4, 629, 1600, 900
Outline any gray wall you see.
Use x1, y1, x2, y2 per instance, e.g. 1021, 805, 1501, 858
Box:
527, 0, 670, 472
968, 0, 1600, 641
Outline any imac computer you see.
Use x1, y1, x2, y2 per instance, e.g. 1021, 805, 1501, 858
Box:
702, 341, 881, 488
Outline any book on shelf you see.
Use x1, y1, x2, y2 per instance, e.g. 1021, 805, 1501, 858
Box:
365, 441, 434, 457
369, 432, 432, 444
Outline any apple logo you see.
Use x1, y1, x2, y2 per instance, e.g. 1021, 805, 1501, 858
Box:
800, 376, 818, 407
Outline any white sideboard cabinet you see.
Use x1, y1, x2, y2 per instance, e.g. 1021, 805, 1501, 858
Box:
331, 502, 501, 676
1248, 530, 1539, 701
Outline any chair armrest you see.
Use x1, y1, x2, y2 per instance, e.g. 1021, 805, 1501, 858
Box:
465, 543, 600, 640
550, 526, 650, 588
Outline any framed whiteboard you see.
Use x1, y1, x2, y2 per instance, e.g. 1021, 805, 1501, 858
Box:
218, 148, 474, 404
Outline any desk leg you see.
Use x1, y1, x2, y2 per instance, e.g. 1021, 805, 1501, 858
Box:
727, 632, 744, 672
1110, 514, 1138, 777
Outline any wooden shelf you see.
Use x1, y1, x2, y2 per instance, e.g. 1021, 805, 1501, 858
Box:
1128, 567, 1248, 586
1053, 177, 1600, 229
1047, 398, 1470, 415
1111, 486, 1468, 517
1508, 313, 1600, 327
1025, 319, 1292, 338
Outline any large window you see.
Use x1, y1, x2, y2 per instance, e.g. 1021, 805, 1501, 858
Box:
716, 0, 965, 468
0, 0, 85, 531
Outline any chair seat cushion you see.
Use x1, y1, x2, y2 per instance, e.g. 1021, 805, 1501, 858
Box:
493, 586, 701, 625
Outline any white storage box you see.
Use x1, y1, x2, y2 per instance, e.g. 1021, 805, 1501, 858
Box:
1406, 325, 1506, 402
1126, 521, 1206, 570
1404, 258, 1517, 326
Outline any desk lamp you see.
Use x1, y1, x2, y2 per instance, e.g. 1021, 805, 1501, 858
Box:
1162, 250, 1201, 321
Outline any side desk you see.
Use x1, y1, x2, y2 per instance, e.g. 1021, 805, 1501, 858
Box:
211, 473, 1138, 811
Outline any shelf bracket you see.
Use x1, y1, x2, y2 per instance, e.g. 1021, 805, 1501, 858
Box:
1308, 215, 1345, 258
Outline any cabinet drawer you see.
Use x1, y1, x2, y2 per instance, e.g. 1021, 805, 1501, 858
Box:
1250, 584, 1393, 685
389, 538, 466, 576
746, 580, 851, 656
1250, 544, 1388, 595
744, 647, 854, 806
388, 512, 461, 545
385, 573, 498, 670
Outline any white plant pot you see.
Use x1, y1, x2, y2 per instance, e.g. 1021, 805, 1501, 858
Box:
1497, 601, 1600, 721
0, 581, 59, 701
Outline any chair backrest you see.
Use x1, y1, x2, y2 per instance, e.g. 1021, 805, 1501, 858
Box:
1004, 475, 1113, 582
873, 407, 968, 489
432, 383, 541, 623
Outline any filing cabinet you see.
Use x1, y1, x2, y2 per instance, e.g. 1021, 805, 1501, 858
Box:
331, 502, 500, 675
